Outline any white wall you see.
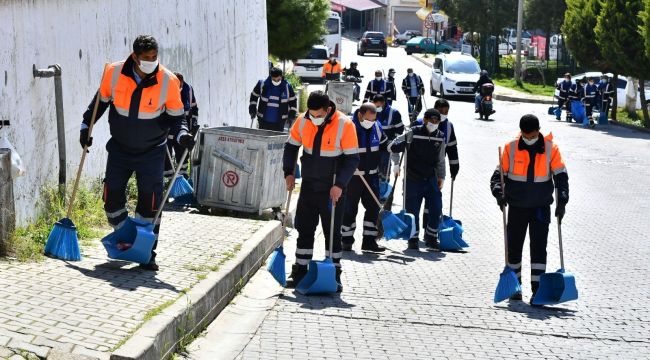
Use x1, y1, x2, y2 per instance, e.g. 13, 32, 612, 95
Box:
0, 0, 269, 225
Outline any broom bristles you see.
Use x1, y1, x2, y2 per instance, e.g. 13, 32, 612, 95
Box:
170, 177, 194, 198
44, 218, 81, 261
382, 211, 407, 240
494, 266, 522, 303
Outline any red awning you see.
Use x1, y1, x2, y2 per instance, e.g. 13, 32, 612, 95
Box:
331, 0, 386, 12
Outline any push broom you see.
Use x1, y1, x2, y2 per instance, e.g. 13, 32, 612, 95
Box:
44, 63, 109, 261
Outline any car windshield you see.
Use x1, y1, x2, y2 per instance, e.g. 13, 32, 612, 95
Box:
326, 19, 339, 35
445, 59, 481, 74
365, 33, 384, 39
305, 48, 328, 60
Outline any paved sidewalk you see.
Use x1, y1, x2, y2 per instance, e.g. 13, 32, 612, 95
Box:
411, 53, 555, 104
0, 208, 273, 359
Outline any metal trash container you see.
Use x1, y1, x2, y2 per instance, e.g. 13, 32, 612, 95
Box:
326, 81, 354, 115
192, 127, 287, 214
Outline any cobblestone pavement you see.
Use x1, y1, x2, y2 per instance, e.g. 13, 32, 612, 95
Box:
0, 208, 264, 359
231, 40, 650, 359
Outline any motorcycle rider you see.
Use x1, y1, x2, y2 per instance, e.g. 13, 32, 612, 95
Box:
344, 62, 362, 101
474, 70, 494, 114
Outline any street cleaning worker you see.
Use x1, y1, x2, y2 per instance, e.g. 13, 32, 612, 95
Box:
598, 74, 614, 125
322, 56, 342, 81
556, 73, 572, 121
364, 70, 393, 103
249, 67, 298, 132
373, 94, 404, 193
584, 77, 598, 127
164, 72, 198, 180
401, 68, 425, 122
283, 91, 360, 291
568, 77, 586, 122
490, 114, 569, 303
474, 70, 494, 114
386, 68, 398, 106
341, 102, 390, 253
388, 109, 446, 250
80, 35, 192, 271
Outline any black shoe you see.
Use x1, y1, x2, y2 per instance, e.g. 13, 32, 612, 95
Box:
425, 238, 440, 250
407, 239, 419, 250
361, 240, 385, 252
474, 109, 479, 113
336, 268, 343, 293
287, 264, 307, 288
139, 261, 159, 271
491, 109, 496, 114
509, 292, 523, 301
341, 242, 353, 251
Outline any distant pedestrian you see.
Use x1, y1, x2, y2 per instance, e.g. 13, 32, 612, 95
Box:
490, 114, 569, 304
568, 77, 585, 122
401, 68, 425, 122
598, 74, 614, 125
474, 70, 494, 114
322, 55, 342, 81
386, 68, 398, 105
249, 67, 298, 132
584, 78, 598, 127
556, 73, 572, 121
344, 62, 362, 101
364, 70, 392, 103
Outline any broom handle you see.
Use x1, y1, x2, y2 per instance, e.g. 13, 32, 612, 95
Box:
498, 146, 508, 266
357, 173, 382, 208
280, 190, 293, 246
556, 189, 565, 269
66, 63, 109, 218
165, 145, 176, 173
329, 174, 336, 260
402, 146, 407, 210
449, 179, 454, 218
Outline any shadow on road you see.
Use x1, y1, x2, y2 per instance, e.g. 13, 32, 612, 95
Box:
281, 291, 357, 310
496, 301, 577, 320
66, 261, 180, 293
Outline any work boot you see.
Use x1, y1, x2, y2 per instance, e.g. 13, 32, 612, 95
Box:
286, 264, 308, 288
138, 260, 159, 271
341, 242, 353, 251
361, 238, 385, 252
474, 108, 479, 113
407, 238, 419, 250
336, 268, 343, 293
425, 237, 440, 251
509, 292, 523, 301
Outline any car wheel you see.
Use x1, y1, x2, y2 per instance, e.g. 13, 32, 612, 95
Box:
357, 49, 361, 56
430, 80, 437, 96
406, 51, 412, 55
439, 85, 445, 99
382, 51, 387, 57
443, 49, 451, 54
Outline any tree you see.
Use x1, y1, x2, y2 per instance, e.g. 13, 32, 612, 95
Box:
596, 0, 650, 126
642, 0, 650, 59
525, 0, 566, 61
266, 0, 330, 61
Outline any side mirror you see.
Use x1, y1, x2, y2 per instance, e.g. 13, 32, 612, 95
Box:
434, 69, 441, 74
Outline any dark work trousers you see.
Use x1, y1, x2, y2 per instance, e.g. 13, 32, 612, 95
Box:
557, 98, 571, 120
103, 139, 165, 263
404, 177, 442, 241
341, 174, 380, 246
163, 136, 189, 179
258, 119, 286, 132
506, 205, 551, 295
294, 188, 345, 268
585, 98, 596, 118
407, 96, 422, 121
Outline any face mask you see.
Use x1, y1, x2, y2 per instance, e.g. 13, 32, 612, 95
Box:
426, 122, 438, 132
440, 114, 448, 122
375, 76, 382, 81
360, 119, 375, 129
376, 106, 383, 112
309, 113, 325, 126
138, 59, 158, 74
272, 80, 281, 86
600, 79, 606, 84
522, 136, 538, 146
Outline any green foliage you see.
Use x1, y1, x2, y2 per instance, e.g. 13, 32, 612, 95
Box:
438, 0, 517, 35
267, 0, 330, 60
525, 0, 566, 34
283, 71, 303, 90
642, 0, 650, 59
562, 0, 609, 70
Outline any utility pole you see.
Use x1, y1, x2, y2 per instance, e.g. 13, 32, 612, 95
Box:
515, 0, 524, 86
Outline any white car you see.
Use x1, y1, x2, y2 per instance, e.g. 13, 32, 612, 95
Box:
293, 45, 329, 81
430, 52, 481, 98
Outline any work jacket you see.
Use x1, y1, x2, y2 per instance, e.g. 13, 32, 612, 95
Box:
387, 125, 446, 181
556, 80, 572, 100
376, 105, 404, 141
249, 77, 297, 123
364, 79, 393, 103
401, 74, 424, 97
322, 61, 342, 80
413, 117, 459, 177
351, 110, 389, 175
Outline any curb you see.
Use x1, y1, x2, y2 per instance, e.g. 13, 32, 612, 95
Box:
111, 221, 283, 360
609, 119, 650, 134
409, 54, 555, 105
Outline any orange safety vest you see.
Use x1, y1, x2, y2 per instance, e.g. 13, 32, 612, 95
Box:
321, 61, 342, 78
288, 110, 358, 157
501, 133, 567, 183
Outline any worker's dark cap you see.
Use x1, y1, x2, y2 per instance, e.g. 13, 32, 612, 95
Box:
519, 114, 540, 133
270, 67, 282, 77
423, 108, 441, 120
388, 68, 395, 73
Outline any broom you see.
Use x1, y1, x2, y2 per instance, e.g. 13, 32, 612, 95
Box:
493, 146, 522, 303
267, 189, 293, 287
357, 174, 406, 240
45, 63, 109, 261
165, 145, 194, 199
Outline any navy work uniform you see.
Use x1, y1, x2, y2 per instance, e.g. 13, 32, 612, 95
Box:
555, 79, 572, 121
364, 78, 393, 103
402, 73, 425, 120
598, 78, 614, 124
164, 80, 198, 179
584, 81, 598, 122
376, 103, 404, 182
249, 77, 297, 132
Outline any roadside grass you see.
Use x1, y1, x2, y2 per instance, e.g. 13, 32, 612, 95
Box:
614, 107, 649, 129
493, 74, 555, 97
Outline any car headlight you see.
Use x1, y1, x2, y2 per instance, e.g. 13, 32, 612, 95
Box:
444, 78, 456, 86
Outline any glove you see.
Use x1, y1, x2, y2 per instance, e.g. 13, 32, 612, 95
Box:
555, 201, 566, 221
450, 164, 459, 180
79, 128, 92, 150
178, 133, 196, 150
419, 87, 425, 95
191, 123, 200, 136
249, 105, 257, 119
392, 164, 401, 177
496, 196, 507, 209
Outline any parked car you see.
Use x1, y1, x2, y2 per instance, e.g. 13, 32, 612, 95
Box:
293, 45, 329, 80
357, 31, 387, 57
430, 52, 481, 98
498, 41, 514, 55
554, 72, 650, 109
393, 30, 422, 45
405, 37, 453, 55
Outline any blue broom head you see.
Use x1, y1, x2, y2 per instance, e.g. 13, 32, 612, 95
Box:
494, 266, 522, 303
169, 176, 194, 199
267, 246, 287, 287
381, 210, 407, 240
45, 218, 81, 261
379, 181, 392, 200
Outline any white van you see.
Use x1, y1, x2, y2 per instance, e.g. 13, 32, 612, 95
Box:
293, 45, 330, 81
430, 52, 481, 98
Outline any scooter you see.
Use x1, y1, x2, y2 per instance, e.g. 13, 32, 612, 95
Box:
478, 83, 495, 120
343, 74, 363, 101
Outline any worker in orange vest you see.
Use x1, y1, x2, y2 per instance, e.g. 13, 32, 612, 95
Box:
490, 114, 569, 304
80, 35, 192, 271
283, 91, 360, 291
321, 55, 342, 81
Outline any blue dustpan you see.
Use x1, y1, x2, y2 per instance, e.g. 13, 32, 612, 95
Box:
547, 106, 558, 115
439, 227, 463, 251
267, 246, 287, 287
396, 210, 416, 240
598, 110, 608, 125
494, 265, 522, 303
531, 269, 578, 305
379, 181, 392, 200
440, 215, 468, 248
296, 258, 337, 295
381, 210, 407, 240
101, 217, 155, 264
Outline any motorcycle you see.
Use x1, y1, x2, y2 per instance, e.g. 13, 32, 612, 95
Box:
343, 74, 363, 101
478, 83, 495, 120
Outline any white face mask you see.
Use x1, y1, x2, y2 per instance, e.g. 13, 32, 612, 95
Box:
522, 137, 538, 146
360, 119, 375, 129
408, 73, 414, 77
138, 59, 158, 74
309, 113, 325, 126
272, 80, 282, 86
375, 76, 382, 81
376, 106, 383, 113
426, 122, 438, 132
440, 114, 448, 122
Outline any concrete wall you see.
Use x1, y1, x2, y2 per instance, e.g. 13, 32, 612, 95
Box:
0, 0, 268, 225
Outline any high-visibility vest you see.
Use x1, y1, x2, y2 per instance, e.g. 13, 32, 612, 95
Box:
288, 110, 358, 157
501, 133, 567, 183
321, 61, 342, 78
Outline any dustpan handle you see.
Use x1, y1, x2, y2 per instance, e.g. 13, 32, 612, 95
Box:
402, 146, 407, 210
449, 179, 454, 218
357, 174, 382, 208
498, 146, 508, 266
556, 189, 565, 269
329, 174, 336, 260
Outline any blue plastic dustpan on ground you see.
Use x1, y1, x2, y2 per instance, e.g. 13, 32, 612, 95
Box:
440, 215, 468, 248
296, 258, 337, 295
494, 265, 522, 303
381, 210, 407, 240
379, 181, 392, 200
396, 210, 416, 240
438, 227, 463, 251
267, 246, 287, 287
101, 217, 155, 264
